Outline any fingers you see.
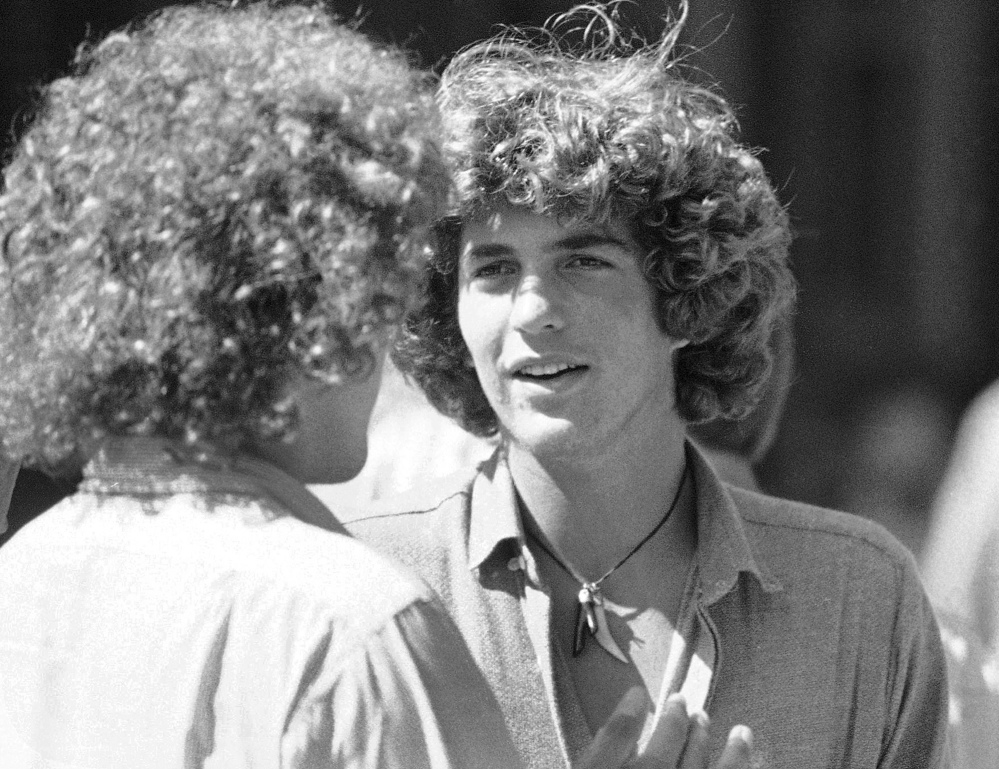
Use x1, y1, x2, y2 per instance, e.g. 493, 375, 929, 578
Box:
577, 690, 754, 769
678, 710, 710, 769
714, 724, 753, 769
645, 708, 753, 769
576, 685, 647, 769
637, 693, 691, 767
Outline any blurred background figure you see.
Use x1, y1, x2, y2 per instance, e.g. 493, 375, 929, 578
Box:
919, 380, 999, 769
922, 378, 999, 642
838, 382, 953, 555
0, 4, 520, 766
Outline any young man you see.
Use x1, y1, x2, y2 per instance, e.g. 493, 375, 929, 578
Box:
326, 5, 950, 768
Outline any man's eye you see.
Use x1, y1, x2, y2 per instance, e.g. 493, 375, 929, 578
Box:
472, 261, 515, 279
567, 254, 611, 269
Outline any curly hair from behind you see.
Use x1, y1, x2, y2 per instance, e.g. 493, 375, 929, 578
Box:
0, 1, 448, 472
393, 0, 796, 438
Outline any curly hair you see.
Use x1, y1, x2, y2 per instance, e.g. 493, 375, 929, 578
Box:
0, 2, 448, 472
393, 1, 796, 437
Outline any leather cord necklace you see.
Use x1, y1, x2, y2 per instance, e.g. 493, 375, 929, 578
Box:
527, 464, 689, 663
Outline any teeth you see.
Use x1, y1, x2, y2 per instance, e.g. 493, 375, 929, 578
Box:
519, 362, 576, 377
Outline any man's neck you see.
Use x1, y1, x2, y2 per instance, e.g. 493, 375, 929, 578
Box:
507, 427, 689, 581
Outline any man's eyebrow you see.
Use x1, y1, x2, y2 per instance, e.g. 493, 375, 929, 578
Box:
550, 232, 631, 251
462, 243, 515, 260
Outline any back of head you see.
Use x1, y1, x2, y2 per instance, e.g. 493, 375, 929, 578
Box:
0, 2, 448, 474
393, 1, 796, 438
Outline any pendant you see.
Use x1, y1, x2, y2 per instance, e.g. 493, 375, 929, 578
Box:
573, 583, 629, 663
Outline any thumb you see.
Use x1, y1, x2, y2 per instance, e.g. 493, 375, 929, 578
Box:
576, 686, 648, 769
714, 725, 753, 769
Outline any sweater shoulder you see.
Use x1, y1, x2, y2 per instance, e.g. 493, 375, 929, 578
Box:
730, 486, 920, 578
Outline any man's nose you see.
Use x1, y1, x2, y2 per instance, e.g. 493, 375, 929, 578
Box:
510, 276, 566, 334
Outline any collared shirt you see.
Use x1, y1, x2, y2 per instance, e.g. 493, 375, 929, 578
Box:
0, 438, 520, 769
329, 443, 950, 769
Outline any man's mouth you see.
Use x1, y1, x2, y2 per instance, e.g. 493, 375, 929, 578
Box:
514, 362, 588, 380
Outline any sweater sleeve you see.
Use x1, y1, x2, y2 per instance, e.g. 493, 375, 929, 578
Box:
878, 553, 951, 769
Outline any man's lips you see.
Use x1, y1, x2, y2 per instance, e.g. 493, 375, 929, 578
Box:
510, 361, 589, 381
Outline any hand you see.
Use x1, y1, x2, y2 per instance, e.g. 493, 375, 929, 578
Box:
577, 688, 754, 769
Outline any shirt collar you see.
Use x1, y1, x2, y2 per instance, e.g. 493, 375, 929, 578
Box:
467, 448, 526, 571
80, 436, 345, 534
465, 441, 782, 602
686, 441, 782, 603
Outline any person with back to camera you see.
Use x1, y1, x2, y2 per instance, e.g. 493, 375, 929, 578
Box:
0, 4, 524, 766
321, 2, 951, 766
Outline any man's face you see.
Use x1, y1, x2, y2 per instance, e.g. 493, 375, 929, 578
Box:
457, 205, 685, 460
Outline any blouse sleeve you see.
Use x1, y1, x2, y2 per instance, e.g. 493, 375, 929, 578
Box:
282, 596, 523, 769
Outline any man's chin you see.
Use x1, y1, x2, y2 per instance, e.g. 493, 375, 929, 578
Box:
503, 418, 591, 460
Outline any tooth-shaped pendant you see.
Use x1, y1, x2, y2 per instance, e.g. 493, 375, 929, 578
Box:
591, 599, 629, 662
573, 601, 589, 656
573, 584, 628, 663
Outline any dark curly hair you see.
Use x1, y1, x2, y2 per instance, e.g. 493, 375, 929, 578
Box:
0, 2, 448, 472
393, 1, 796, 437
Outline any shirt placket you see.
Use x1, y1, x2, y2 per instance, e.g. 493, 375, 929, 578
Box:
514, 542, 579, 768
634, 567, 721, 754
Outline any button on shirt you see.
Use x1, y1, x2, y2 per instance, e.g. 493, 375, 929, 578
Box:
330, 443, 950, 769
0, 438, 521, 769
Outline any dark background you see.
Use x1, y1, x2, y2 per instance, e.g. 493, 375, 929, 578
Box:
2, 0, 997, 553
